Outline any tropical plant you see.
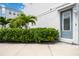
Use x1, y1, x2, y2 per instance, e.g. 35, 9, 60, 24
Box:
9, 12, 37, 29
0, 17, 9, 28
8, 18, 24, 28
24, 15, 37, 29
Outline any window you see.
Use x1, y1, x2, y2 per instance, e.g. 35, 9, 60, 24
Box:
64, 17, 70, 30
62, 10, 71, 31
9, 12, 11, 15
13, 13, 16, 15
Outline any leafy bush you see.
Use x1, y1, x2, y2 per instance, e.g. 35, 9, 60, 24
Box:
0, 28, 59, 43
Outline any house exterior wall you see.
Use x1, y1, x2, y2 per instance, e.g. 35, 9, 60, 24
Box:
24, 3, 79, 44
76, 4, 79, 44
5, 8, 19, 18
23, 3, 63, 29
0, 5, 19, 18
72, 4, 79, 44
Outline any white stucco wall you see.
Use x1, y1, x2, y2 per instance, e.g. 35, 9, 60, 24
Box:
23, 3, 64, 30
0, 5, 19, 18
5, 8, 18, 18
72, 4, 79, 44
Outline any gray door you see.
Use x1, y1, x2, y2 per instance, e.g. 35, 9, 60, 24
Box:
61, 10, 73, 39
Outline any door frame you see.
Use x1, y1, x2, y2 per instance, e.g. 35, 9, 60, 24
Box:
59, 8, 73, 43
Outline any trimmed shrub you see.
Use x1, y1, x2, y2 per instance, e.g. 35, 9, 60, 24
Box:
0, 28, 59, 43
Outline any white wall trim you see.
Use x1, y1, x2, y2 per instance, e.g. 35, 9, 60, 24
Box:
59, 38, 73, 43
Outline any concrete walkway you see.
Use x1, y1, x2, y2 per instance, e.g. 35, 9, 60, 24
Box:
0, 42, 79, 56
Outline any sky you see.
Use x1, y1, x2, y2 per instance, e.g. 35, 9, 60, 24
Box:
0, 3, 24, 11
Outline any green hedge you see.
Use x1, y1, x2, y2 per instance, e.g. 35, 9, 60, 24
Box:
0, 28, 59, 43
